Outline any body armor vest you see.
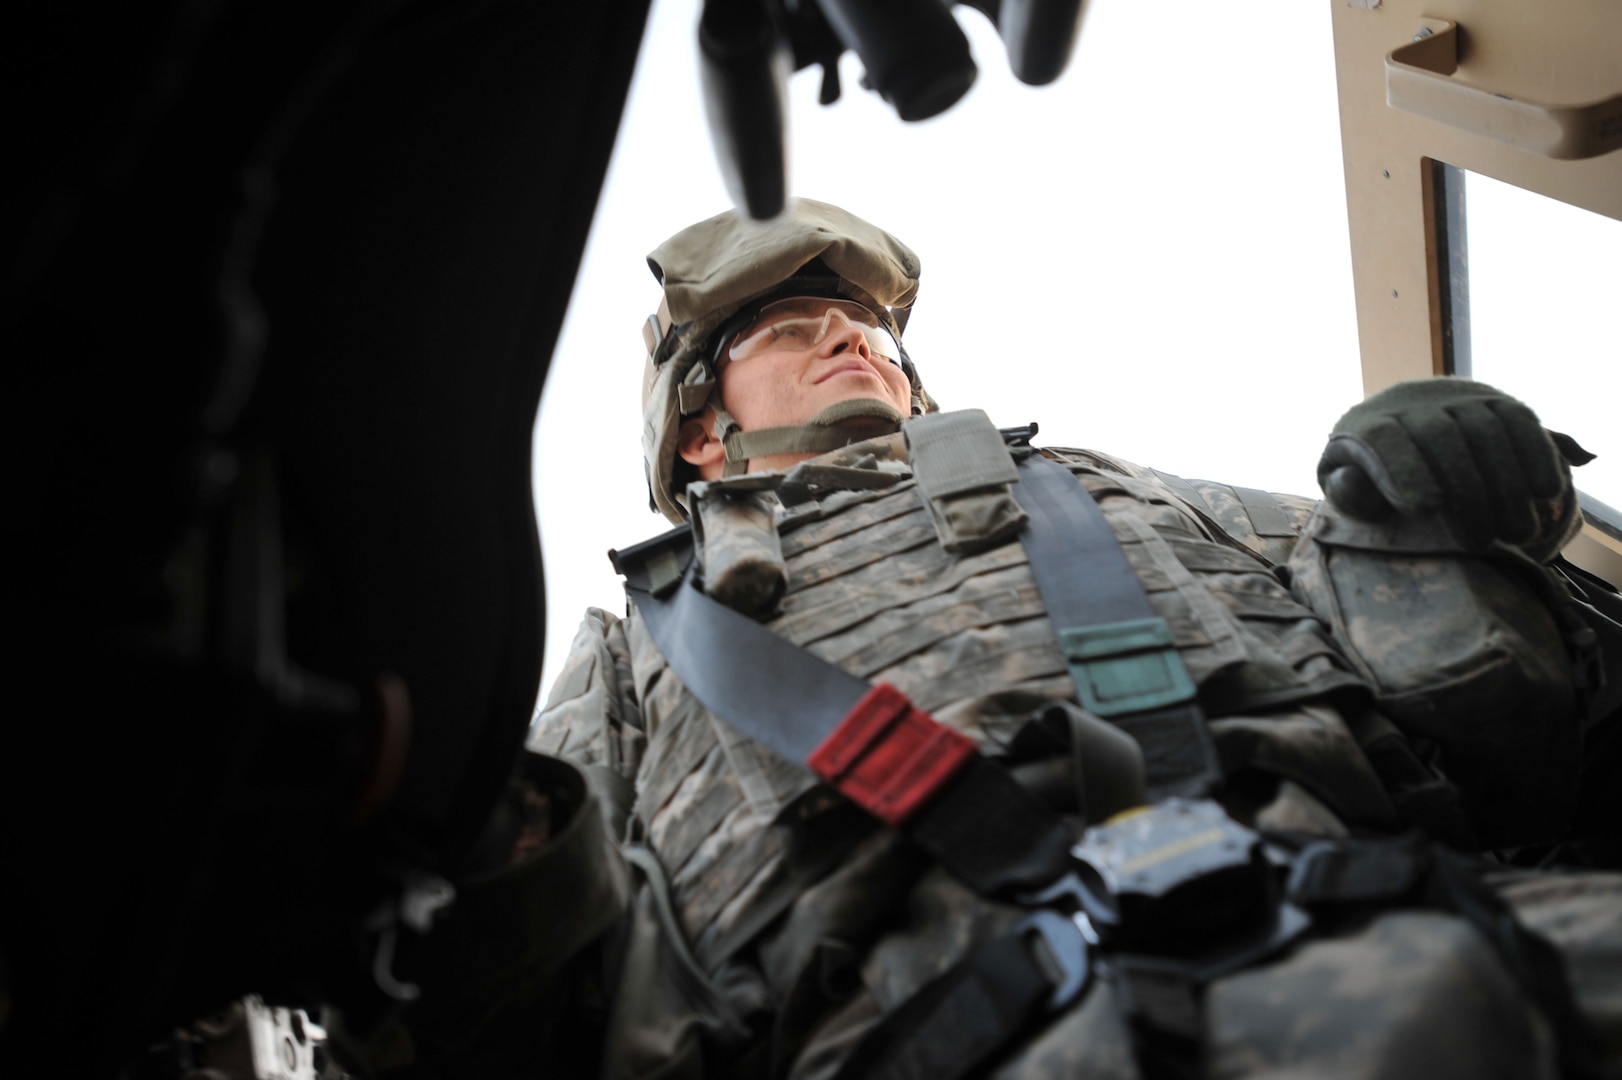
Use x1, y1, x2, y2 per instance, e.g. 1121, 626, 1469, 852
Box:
538, 433, 1399, 1052
532, 425, 1622, 1079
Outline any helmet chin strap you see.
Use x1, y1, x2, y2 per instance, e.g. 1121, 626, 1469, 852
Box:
716, 398, 907, 477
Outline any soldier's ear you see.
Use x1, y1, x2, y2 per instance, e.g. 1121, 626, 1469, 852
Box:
677, 411, 725, 473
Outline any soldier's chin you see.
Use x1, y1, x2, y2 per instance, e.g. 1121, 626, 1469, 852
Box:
806, 398, 906, 429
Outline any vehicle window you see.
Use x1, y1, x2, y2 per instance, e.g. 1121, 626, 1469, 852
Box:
1455, 169, 1621, 528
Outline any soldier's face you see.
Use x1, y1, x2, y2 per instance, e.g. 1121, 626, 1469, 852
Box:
717, 298, 912, 431
678, 298, 913, 479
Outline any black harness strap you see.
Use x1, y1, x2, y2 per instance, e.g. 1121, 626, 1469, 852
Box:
835, 932, 1057, 1080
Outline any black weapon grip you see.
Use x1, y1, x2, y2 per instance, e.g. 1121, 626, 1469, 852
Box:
700, 0, 791, 219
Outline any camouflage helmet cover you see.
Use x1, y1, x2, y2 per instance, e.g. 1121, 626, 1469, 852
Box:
642, 199, 936, 522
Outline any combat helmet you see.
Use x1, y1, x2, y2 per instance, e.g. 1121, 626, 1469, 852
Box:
642, 199, 938, 523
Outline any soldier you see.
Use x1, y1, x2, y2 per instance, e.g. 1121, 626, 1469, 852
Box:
400, 200, 1622, 1078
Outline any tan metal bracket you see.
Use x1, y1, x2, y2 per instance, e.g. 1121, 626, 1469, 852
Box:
1387, 18, 1622, 160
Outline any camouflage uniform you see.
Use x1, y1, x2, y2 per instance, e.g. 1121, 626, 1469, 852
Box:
532, 424, 1622, 1079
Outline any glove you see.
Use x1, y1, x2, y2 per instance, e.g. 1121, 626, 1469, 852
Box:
1318, 378, 1592, 560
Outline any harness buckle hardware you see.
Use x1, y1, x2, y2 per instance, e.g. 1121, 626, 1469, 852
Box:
1058, 617, 1197, 717
1020, 863, 1122, 936
1017, 908, 1096, 1010
1022, 799, 1276, 955
808, 683, 977, 827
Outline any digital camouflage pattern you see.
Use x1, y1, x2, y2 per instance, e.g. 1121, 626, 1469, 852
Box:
1000, 897, 1589, 1079
530, 416, 1622, 1078
1288, 510, 1584, 849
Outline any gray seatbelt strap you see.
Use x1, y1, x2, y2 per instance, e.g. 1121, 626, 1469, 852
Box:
901, 412, 1217, 798
609, 528, 862, 762
1010, 453, 1220, 800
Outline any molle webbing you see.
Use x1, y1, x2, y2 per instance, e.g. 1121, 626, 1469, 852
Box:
1232, 485, 1300, 539
1150, 469, 1210, 517
1151, 469, 1300, 561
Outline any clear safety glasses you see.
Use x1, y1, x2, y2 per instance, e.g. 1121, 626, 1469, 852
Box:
722, 297, 902, 367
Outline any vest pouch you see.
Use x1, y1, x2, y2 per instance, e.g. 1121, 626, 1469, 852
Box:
689, 478, 788, 620
905, 409, 1028, 553
1288, 516, 1581, 850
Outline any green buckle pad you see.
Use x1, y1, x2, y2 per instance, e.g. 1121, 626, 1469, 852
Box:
1058, 617, 1197, 717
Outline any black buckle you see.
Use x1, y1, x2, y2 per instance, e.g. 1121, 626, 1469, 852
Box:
1014, 798, 1319, 1016
998, 422, 1040, 447
610, 524, 695, 598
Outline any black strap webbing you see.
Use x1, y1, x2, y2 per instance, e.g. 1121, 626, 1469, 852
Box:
1111, 957, 1206, 1080
835, 933, 1054, 1080
1011, 454, 1221, 799
908, 756, 1075, 895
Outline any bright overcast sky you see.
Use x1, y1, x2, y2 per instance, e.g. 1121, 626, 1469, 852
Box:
533, 0, 1367, 699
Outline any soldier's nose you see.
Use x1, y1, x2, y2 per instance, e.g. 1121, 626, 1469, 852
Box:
824, 322, 870, 358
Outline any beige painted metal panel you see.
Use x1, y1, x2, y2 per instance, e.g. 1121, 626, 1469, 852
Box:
1387, 19, 1622, 160
1332, 0, 1622, 393
1330, 0, 1622, 582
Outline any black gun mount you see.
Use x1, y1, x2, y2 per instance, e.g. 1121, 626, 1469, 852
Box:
701, 0, 1090, 219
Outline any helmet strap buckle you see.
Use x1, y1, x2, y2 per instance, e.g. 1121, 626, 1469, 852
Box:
678, 361, 718, 415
